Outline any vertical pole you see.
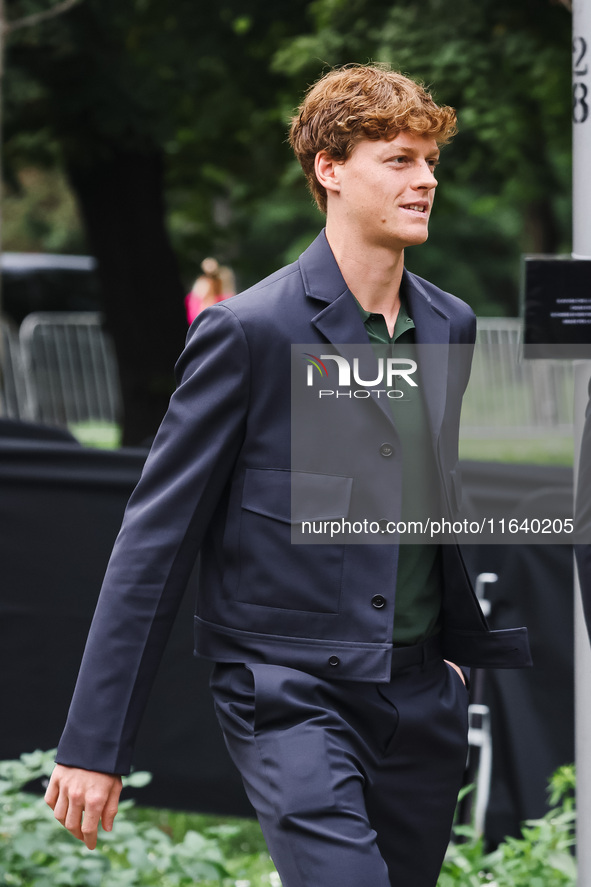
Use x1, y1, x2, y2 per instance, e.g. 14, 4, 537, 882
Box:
574, 373, 591, 887
0, 0, 4, 284
0, 0, 5, 413
573, 0, 591, 263
0, 0, 4, 315
573, 2, 591, 885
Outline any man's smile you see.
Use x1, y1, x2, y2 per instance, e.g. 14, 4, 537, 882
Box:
400, 201, 429, 215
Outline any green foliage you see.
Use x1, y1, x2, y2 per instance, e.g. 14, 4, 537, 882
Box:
437, 764, 577, 886
3, 166, 85, 254
0, 750, 231, 886
459, 436, 574, 467
3, 0, 574, 310
0, 752, 578, 887
68, 421, 122, 449
3, 0, 316, 288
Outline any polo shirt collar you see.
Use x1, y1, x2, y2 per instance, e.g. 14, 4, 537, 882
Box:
354, 295, 416, 344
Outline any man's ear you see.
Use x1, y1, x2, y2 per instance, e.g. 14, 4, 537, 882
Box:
315, 151, 342, 196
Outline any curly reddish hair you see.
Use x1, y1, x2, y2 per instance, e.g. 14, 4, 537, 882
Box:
289, 64, 457, 213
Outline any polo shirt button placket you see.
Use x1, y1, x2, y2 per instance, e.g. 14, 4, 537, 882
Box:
328, 655, 340, 667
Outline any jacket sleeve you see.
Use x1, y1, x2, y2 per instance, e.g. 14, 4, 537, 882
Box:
575, 374, 591, 642
56, 304, 250, 774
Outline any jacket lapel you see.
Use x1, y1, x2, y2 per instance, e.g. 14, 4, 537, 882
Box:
300, 230, 367, 343
302, 233, 394, 424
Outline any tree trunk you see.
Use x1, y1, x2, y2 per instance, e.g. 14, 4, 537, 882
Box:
525, 197, 561, 255
66, 147, 188, 446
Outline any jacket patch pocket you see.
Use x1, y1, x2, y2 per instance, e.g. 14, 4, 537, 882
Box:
243, 467, 352, 524
235, 468, 351, 613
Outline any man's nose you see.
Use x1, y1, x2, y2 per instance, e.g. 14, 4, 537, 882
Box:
413, 161, 438, 190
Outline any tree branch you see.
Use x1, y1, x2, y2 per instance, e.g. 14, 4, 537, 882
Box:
3, 0, 82, 35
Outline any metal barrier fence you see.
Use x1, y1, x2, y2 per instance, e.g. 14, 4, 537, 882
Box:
462, 317, 575, 438
0, 321, 33, 421
0, 313, 578, 437
10, 312, 121, 426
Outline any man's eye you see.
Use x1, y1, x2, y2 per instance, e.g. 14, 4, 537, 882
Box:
428, 159, 440, 169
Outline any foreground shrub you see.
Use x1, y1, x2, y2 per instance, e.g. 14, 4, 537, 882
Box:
438, 764, 576, 886
0, 750, 576, 887
0, 750, 229, 886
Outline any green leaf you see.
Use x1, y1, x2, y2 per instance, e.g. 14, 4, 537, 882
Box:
123, 770, 153, 789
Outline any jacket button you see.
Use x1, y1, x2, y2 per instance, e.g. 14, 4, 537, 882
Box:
372, 594, 387, 609
328, 655, 340, 667
380, 443, 393, 457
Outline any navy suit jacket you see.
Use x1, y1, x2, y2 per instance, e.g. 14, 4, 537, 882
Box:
57, 231, 531, 775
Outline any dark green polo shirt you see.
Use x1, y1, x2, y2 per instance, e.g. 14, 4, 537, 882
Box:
354, 296, 443, 646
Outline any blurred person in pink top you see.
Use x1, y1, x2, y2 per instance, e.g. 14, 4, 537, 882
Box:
185, 256, 235, 323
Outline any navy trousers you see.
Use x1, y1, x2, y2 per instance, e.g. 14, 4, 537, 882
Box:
210, 637, 469, 887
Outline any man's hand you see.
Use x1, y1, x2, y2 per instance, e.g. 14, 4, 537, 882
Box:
444, 659, 467, 687
44, 764, 122, 850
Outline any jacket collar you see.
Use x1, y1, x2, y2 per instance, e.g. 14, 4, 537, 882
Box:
299, 229, 451, 340
299, 230, 451, 438
299, 230, 367, 344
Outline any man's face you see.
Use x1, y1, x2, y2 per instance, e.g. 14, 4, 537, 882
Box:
331, 132, 440, 252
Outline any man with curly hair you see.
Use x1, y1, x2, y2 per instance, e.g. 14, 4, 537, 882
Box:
46, 64, 530, 887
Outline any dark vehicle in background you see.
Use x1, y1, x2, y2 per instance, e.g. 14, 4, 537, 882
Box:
1, 252, 102, 326
0, 252, 119, 432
